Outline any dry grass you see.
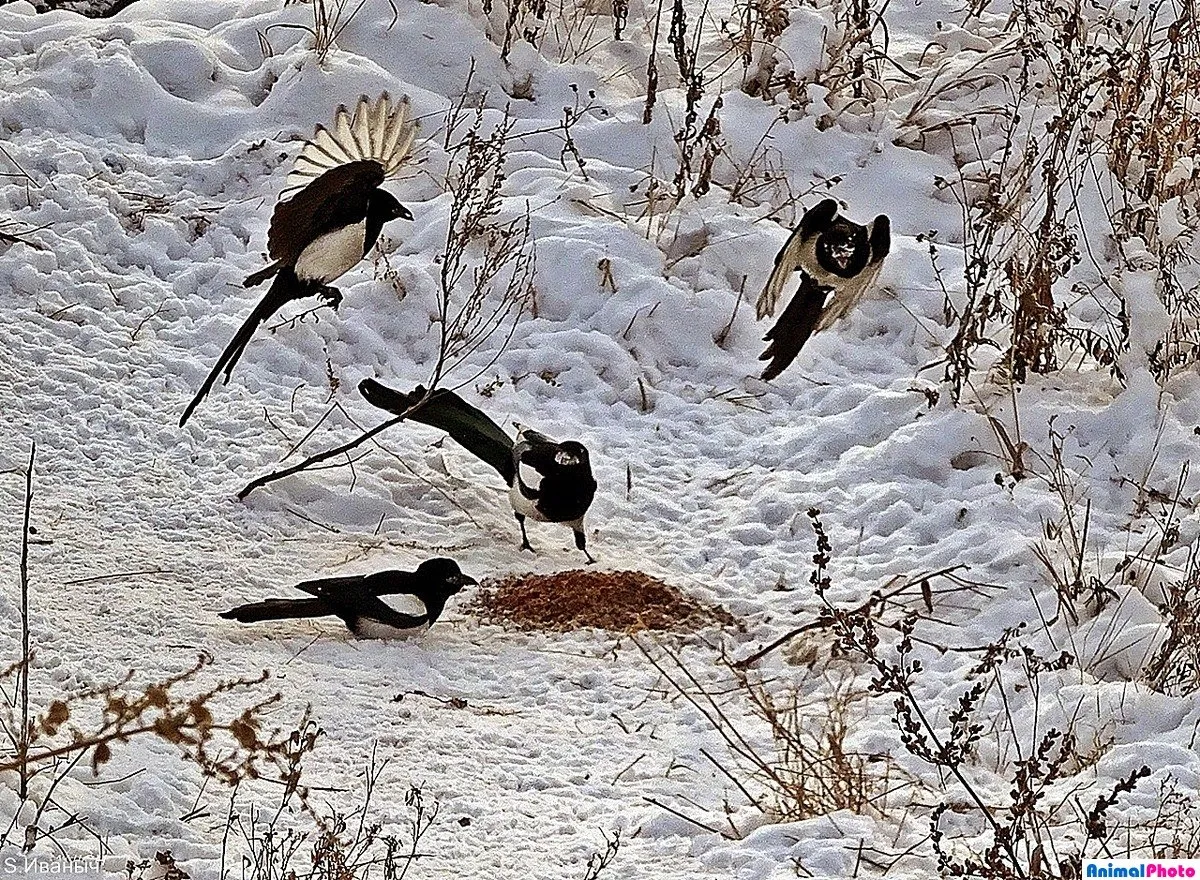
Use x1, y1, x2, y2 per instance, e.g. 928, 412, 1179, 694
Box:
469, 569, 736, 632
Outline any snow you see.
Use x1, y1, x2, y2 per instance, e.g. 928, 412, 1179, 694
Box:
1, 0, 1200, 875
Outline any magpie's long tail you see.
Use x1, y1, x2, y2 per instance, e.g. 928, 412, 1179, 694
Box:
244, 263, 280, 288
219, 597, 330, 623
759, 273, 829, 382
179, 269, 304, 427
359, 379, 515, 483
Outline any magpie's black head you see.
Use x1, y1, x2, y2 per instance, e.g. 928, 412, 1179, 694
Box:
371, 189, 414, 222
554, 441, 591, 471
415, 558, 477, 593
815, 218, 871, 278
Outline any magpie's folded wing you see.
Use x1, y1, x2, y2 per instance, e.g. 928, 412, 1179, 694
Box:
294, 573, 374, 600
513, 438, 560, 499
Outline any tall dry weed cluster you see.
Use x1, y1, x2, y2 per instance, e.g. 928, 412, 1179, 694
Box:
905, 0, 1200, 398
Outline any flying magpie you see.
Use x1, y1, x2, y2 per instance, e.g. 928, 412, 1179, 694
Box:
180, 94, 418, 426
755, 198, 891, 381
219, 558, 475, 639
359, 379, 599, 563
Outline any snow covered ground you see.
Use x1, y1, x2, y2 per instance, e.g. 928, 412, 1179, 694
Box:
1, 0, 1199, 875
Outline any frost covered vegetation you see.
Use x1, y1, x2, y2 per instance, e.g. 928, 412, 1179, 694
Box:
1, 0, 1199, 875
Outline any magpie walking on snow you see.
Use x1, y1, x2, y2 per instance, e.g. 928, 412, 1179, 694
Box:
219, 558, 475, 639
359, 379, 599, 564
755, 198, 891, 381
180, 94, 418, 426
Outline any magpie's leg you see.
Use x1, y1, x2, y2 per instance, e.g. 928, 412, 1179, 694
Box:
516, 513, 535, 552
318, 286, 343, 310
575, 530, 596, 565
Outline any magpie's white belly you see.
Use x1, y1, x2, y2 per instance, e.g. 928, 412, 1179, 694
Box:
352, 618, 431, 640
294, 222, 367, 283
509, 483, 545, 521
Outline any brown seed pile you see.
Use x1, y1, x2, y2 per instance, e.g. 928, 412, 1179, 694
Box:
468, 568, 735, 633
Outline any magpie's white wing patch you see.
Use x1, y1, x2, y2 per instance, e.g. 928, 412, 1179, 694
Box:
380, 593, 428, 618
517, 459, 544, 494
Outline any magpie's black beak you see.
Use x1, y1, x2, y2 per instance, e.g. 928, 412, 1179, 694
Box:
398, 204, 414, 221
454, 573, 478, 589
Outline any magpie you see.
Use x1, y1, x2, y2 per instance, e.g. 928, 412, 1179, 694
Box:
219, 558, 475, 639
359, 379, 599, 563
180, 94, 418, 426
755, 198, 891, 381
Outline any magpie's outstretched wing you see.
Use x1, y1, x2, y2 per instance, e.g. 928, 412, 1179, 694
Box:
758, 273, 829, 381
285, 94, 417, 193
756, 198, 839, 320
359, 380, 516, 483
267, 159, 385, 265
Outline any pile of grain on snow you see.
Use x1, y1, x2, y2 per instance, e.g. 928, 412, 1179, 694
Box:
469, 569, 735, 632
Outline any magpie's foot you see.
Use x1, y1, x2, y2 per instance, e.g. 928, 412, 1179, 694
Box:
519, 538, 535, 553
318, 286, 343, 310
583, 551, 597, 565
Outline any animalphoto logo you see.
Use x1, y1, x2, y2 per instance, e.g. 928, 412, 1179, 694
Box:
1084, 861, 1200, 878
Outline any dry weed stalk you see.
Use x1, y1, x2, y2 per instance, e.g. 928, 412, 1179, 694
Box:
0, 445, 305, 858
261, 0, 372, 63
582, 830, 621, 880
814, 0, 887, 114
433, 104, 537, 390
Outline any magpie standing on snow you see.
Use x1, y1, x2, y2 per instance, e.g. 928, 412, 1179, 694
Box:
219, 558, 476, 639
359, 379, 599, 563
755, 198, 891, 381
180, 94, 419, 426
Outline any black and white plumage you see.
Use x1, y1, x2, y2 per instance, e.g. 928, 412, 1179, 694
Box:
359, 380, 599, 564
755, 198, 891, 381
219, 558, 475, 639
180, 94, 418, 426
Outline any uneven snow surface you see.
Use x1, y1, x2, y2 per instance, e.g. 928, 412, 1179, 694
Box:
1, 0, 1200, 876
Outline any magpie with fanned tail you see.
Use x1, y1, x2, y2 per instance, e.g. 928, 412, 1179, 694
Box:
359, 379, 599, 563
755, 198, 891, 381
180, 94, 419, 426
219, 558, 475, 639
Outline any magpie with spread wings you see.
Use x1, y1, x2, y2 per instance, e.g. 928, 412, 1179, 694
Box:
755, 199, 891, 381
359, 380, 599, 564
219, 558, 475, 639
180, 94, 418, 426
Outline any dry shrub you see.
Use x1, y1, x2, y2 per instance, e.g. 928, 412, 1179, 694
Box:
646, 639, 901, 825
1144, 567, 1200, 697
469, 569, 735, 632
